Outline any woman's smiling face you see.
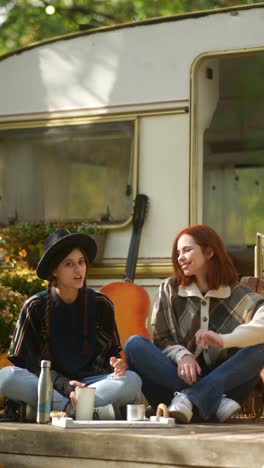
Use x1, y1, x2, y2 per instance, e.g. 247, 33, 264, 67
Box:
177, 234, 210, 280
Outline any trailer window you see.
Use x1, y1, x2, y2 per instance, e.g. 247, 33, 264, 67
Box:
0, 120, 136, 226
203, 165, 264, 245
202, 54, 264, 246
193, 52, 264, 276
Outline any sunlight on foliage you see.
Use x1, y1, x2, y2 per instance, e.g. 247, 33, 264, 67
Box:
0, 285, 27, 352
0, 0, 263, 54
0, 221, 105, 269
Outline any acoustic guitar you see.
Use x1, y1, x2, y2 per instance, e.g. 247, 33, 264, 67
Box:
100, 194, 151, 357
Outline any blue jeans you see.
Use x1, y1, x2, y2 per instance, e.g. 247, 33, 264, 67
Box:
0, 366, 142, 412
124, 335, 264, 420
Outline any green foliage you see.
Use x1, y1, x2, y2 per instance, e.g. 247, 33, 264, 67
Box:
0, 267, 44, 351
0, 269, 45, 297
0, 221, 105, 269
0, 285, 27, 352
0, 0, 263, 54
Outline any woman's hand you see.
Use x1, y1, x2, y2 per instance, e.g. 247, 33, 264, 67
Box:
68, 380, 86, 410
260, 368, 264, 383
110, 357, 127, 376
195, 330, 224, 349
178, 355, 201, 385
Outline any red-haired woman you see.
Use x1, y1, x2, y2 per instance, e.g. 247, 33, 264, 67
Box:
125, 225, 264, 423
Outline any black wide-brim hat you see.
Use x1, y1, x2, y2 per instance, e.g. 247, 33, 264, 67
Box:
36, 228, 97, 280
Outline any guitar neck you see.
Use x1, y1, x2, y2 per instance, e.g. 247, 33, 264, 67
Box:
123, 193, 149, 283
123, 228, 142, 282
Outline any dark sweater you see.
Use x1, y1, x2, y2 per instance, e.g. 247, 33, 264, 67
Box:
50, 289, 97, 378
8, 287, 122, 397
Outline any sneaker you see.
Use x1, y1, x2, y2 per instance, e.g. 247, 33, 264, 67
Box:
216, 397, 240, 422
168, 392, 193, 424
93, 402, 121, 420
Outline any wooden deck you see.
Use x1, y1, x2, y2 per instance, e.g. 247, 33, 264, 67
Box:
0, 419, 263, 468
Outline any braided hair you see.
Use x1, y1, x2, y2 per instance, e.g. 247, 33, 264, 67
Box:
40, 245, 89, 360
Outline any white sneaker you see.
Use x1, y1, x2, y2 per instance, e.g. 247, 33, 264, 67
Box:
168, 392, 193, 423
93, 402, 121, 420
216, 397, 240, 422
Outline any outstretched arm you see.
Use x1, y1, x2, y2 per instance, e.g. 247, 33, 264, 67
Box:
196, 303, 264, 350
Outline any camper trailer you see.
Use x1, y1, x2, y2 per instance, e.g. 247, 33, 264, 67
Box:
0, 3, 264, 318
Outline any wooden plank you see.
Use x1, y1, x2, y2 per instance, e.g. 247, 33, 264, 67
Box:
0, 455, 198, 468
0, 423, 263, 468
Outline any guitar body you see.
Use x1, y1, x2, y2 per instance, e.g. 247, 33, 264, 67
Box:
101, 282, 151, 356
100, 194, 151, 358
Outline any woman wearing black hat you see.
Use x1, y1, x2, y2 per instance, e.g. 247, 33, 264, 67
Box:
0, 229, 142, 420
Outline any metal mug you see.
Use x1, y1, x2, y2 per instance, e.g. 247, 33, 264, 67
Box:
126, 404, 145, 421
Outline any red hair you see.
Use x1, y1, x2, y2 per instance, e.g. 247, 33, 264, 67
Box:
172, 224, 238, 289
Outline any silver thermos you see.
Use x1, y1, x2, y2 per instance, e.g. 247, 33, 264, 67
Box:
36, 359, 53, 423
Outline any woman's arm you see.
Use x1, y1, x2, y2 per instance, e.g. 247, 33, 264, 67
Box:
152, 278, 193, 363
8, 296, 42, 374
96, 292, 122, 358
50, 370, 79, 397
152, 278, 202, 384
196, 304, 264, 349
8, 295, 80, 397
220, 304, 264, 348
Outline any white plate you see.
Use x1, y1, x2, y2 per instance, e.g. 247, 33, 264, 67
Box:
51, 416, 176, 429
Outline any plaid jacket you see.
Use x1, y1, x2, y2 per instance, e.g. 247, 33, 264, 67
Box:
151, 277, 263, 368
8, 288, 122, 397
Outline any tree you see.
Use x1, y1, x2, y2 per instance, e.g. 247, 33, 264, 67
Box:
0, 0, 262, 54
